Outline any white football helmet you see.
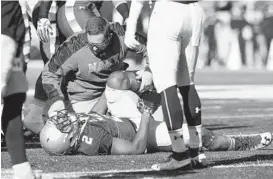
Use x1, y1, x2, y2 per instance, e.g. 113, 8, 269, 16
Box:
40, 110, 79, 155
40, 120, 72, 155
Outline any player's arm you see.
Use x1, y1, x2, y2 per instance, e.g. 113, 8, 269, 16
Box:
111, 112, 151, 155
39, 0, 53, 20
189, 4, 204, 81
42, 36, 80, 102
128, 33, 153, 93
90, 92, 108, 114
112, 0, 130, 24
125, 0, 144, 49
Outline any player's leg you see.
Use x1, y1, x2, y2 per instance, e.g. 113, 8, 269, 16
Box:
2, 93, 35, 178
146, 2, 196, 171
1, 2, 35, 178
202, 127, 273, 151
176, 2, 207, 168
148, 117, 273, 152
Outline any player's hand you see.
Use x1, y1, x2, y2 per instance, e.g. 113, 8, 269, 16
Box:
109, 22, 125, 36
66, 112, 80, 147
137, 98, 154, 114
136, 70, 153, 93
124, 31, 140, 50
47, 99, 65, 118
37, 18, 53, 43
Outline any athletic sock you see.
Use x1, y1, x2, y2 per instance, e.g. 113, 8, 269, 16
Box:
188, 125, 202, 149
160, 86, 186, 153
169, 128, 187, 153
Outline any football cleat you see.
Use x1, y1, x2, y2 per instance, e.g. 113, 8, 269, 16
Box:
189, 148, 209, 169
151, 151, 192, 171
233, 132, 272, 151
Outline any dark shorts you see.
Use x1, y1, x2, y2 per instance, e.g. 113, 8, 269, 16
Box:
1, 1, 25, 57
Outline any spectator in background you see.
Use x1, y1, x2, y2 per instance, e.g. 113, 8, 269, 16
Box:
260, 4, 273, 67
203, 9, 218, 66
230, 4, 250, 66
213, 1, 233, 67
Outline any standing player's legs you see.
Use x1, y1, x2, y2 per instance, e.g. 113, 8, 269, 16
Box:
147, 2, 194, 171
176, 2, 207, 168
1, 1, 35, 178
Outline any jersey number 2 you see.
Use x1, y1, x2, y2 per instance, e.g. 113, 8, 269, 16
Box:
82, 135, 93, 145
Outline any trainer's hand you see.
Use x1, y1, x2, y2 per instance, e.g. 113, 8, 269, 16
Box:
66, 112, 80, 147
136, 70, 153, 93
37, 18, 53, 43
47, 99, 65, 118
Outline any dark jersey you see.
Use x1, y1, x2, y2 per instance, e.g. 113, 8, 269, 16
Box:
76, 112, 136, 155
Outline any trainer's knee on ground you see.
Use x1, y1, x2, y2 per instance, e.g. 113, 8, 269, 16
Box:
107, 71, 130, 90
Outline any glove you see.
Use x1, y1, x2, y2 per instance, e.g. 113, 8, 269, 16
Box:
109, 22, 126, 36
37, 18, 53, 43
138, 90, 161, 114
136, 70, 153, 93
137, 97, 157, 114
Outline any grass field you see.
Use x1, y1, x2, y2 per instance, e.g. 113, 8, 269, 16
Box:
1, 61, 273, 179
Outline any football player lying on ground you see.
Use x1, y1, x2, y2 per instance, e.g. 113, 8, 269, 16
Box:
40, 71, 273, 156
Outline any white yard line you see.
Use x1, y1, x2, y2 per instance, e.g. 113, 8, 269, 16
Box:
212, 163, 273, 169
203, 113, 273, 120
2, 163, 273, 179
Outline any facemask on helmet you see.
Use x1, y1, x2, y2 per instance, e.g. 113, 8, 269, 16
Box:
40, 110, 80, 155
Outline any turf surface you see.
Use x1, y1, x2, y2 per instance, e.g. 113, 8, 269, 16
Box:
1, 62, 273, 179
